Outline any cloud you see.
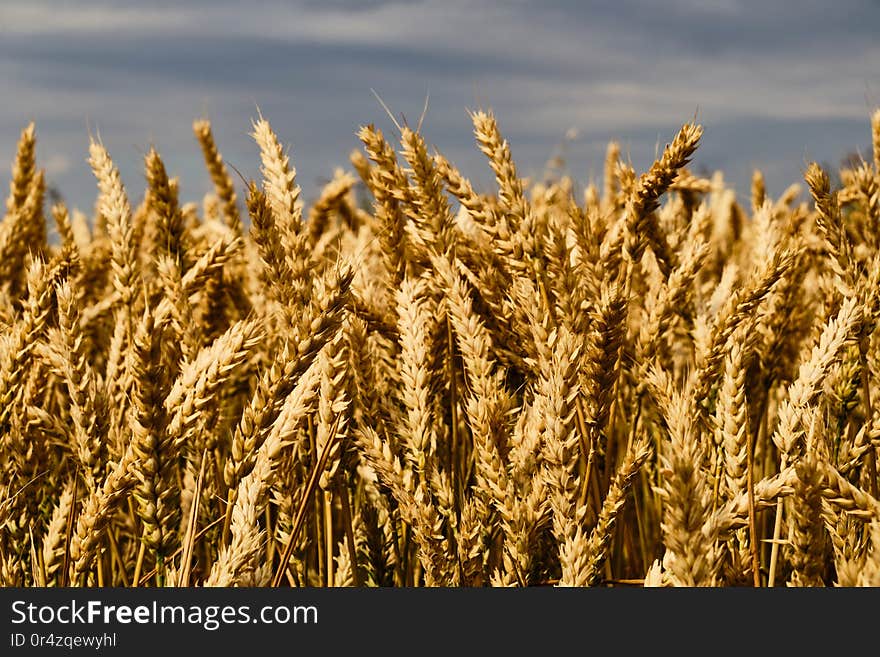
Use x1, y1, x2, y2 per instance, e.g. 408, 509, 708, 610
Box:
0, 0, 876, 211
44, 153, 72, 175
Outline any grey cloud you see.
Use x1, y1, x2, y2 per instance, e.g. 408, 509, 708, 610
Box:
0, 0, 876, 214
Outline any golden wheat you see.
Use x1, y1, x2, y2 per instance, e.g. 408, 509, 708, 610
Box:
0, 109, 878, 588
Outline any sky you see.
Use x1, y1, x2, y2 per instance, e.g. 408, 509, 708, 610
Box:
0, 0, 878, 215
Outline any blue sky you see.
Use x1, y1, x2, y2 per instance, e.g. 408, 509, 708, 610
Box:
0, 0, 878, 214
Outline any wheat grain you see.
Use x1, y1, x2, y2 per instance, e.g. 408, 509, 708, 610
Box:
0, 107, 877, 589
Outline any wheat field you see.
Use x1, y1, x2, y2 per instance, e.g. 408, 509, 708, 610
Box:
0, 108, 878, 588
